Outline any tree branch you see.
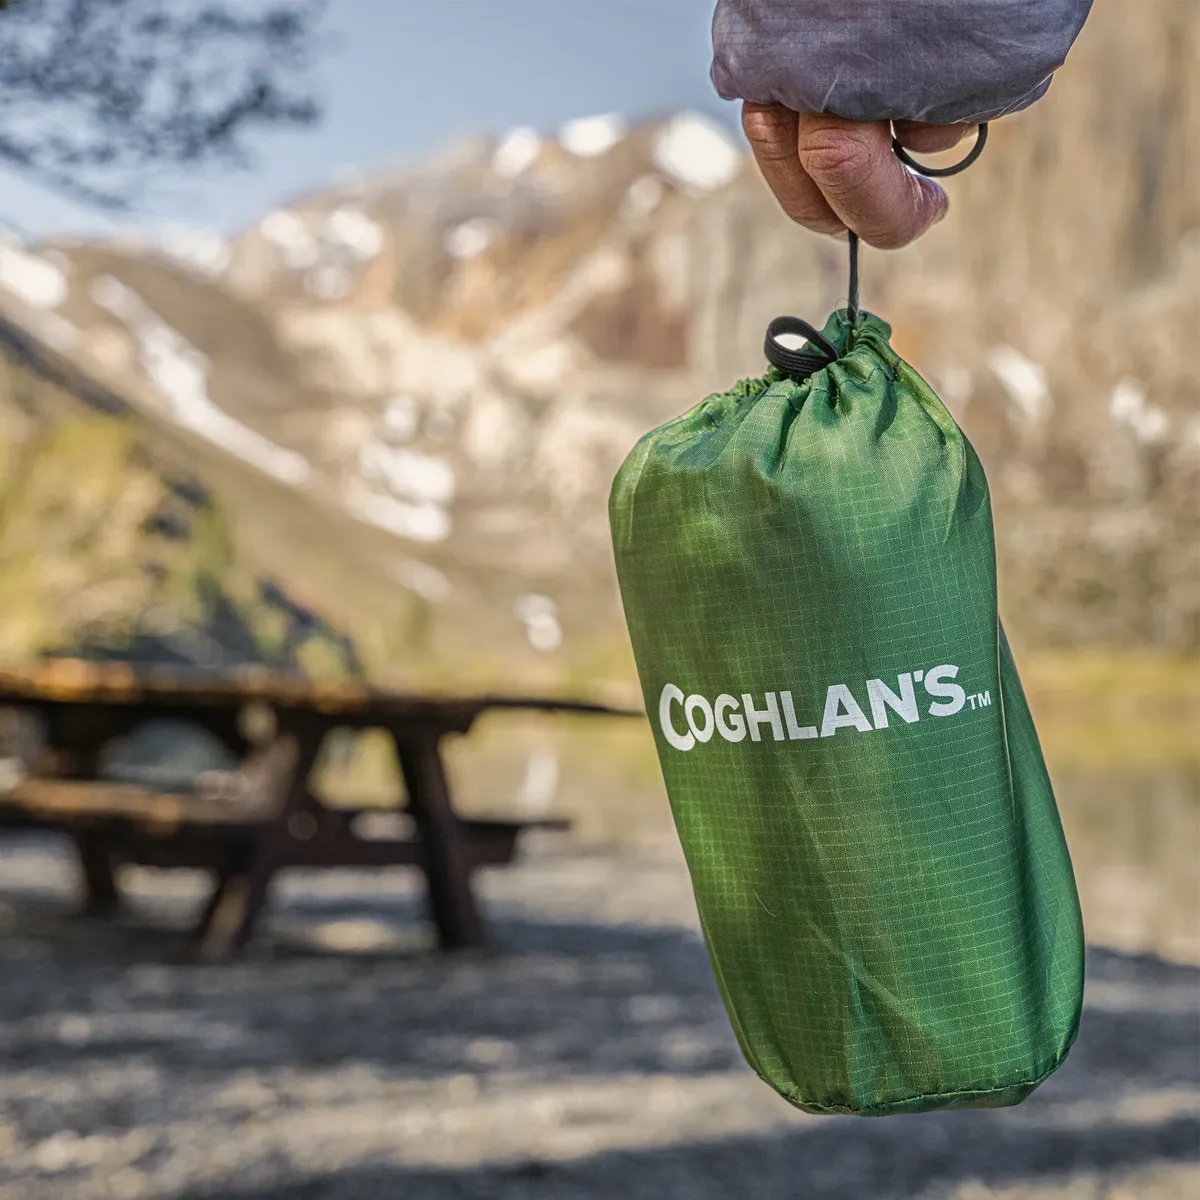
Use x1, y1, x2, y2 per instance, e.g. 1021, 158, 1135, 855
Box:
0, 0, 324, 209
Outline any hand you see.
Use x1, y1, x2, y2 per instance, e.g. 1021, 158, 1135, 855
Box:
741, 103, 974, 249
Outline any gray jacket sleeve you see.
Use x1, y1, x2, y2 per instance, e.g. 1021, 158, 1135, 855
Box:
711, 0, 1093, 125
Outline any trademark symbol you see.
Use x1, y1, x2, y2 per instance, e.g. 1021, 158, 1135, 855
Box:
967, 691, 992, 710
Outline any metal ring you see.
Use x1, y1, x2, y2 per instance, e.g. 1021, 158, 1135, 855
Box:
892, 121, 988, 178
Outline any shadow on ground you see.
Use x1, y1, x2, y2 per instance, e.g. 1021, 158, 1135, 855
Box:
172, 1108, 1198, 1200
0, 834, 1196, 1199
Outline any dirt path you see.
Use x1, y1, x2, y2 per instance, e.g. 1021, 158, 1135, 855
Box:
0, 834, 1195, 1199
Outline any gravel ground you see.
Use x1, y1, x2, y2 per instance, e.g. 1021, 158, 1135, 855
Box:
0, 833, 1196, 1200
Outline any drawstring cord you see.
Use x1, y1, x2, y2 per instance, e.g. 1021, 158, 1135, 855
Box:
765, 123, 988, 382
846, 229, 860, 327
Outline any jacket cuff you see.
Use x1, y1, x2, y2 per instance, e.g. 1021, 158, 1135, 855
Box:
711, 0, 1093, 125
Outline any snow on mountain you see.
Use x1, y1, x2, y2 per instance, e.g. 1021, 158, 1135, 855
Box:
90, 274, 311, 485
260, 209, 320, 269
444, 217, 498, 259
321, 206, 386, 259
0, 238, 69, 309
1109, 377, 1170, 445
559, 113, 626, 157
651, 111, 743, 193
154, 227, 232, 279
988, 345, 1052, 425
343, 480, 451, 544
492, 127, 542, 179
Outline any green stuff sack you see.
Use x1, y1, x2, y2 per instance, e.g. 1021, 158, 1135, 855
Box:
609, 309, 1084, 1116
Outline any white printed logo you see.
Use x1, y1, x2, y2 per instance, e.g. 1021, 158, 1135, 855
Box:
658, 666, 990, 752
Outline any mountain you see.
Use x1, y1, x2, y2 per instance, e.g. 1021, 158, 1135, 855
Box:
0, 319, 357, 678
0, 0, 1194, 698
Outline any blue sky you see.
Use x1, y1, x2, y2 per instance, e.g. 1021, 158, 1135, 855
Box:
0, 0, 733, 239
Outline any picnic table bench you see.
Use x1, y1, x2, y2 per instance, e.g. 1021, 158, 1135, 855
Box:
0, 660, 640, 958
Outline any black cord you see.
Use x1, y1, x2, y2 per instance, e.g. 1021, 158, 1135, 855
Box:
847, 230, 859, 326
762, 122, 989, 381
891, 122, 989, 179
845, 123, 987, 328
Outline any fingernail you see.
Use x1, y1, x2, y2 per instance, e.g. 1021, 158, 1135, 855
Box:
924, 178, 950, 223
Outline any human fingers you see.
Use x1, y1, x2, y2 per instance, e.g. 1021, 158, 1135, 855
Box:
796, 113, 949, 250
742, 101, 846, 237
891, 121, 974, 154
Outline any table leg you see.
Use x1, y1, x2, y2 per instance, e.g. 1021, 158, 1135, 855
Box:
395, 730, 484, 949
188, 869, 234, 952
73, 831, 120, 917
45, 721, 122, 917
189, 733, 307, 960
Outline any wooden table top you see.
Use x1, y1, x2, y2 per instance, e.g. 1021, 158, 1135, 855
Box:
0, 660, 643, 724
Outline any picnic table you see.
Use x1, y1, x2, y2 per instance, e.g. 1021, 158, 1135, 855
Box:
0, 660, 640, 958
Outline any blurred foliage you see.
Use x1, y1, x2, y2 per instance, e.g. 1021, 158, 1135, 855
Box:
0, 0, 323, 207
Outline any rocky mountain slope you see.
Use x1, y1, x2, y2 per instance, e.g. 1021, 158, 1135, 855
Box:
0, 0, 1194, 695
0, 322, 357, 678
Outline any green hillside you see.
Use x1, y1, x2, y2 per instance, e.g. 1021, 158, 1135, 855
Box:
0, 323, 357, 680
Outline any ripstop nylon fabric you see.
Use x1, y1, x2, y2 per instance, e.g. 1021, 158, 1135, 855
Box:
609, 310, 1084, 1116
